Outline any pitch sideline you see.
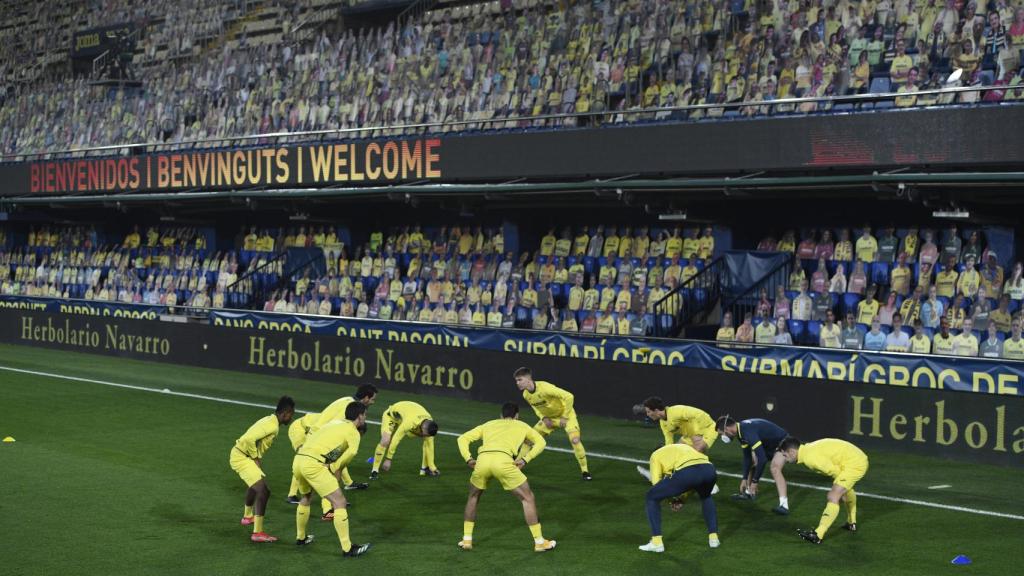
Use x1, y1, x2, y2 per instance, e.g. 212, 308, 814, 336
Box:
2, 364, 1021, 522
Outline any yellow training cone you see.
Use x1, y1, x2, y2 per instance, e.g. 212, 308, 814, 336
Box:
2, 436, 15, 443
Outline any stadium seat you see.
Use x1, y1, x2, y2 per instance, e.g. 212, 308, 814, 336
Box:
843, 293, 863, 314
788, 320, 807, 342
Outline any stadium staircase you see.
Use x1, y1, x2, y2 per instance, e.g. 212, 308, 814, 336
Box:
654, 252, 795, 340
652, 256, 724, 338
720, 253, 794, 332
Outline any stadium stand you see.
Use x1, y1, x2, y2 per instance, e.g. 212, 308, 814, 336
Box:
2, 0, 1023, 155
5, 217, 1020, 360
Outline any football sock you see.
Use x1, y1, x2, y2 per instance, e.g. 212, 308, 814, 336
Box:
463, 521, 475, 540
340, 467, 354, 487
287, 477, 300, 498
296, 504, 310, 539
572, 440, 589, 473
779, 497, 789, 509
845, 490, 858, 524
422, 437, 436, 470
243, 505, 254, 518
253, 515, 264, 534
815, 502, 840, 539
529, 523, 544, 544
321, 497, 332, 515
372, 445, 386, 472
650, 535, 663, 546
333, 508, 352, 552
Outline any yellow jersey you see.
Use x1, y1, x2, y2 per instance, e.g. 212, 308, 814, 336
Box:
523, 380, 575, 419
313, 396, 356, 431
716, 327, 735, 341
383, 401, 432, 459
660, 405, 715, 445
233, 414, 280, 459
1002, 338, 1024, 360
457, 418, 546, 463
857, 299, 879, 325
298, 419, 361, 472
909, 335, 932, 354
935, 270, 958, 298
648, 443, 711, 484
288, 412, 319, 450
855, 237, 878, 262
797, 438, 868, 479
933, 333, 955, 355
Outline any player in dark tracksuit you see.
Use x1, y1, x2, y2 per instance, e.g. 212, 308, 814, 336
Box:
715, 417, 792, 514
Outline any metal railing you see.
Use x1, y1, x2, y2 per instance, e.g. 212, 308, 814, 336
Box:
1, 83, 1016, 163
652, 256, 724, 337
721, 255, 794, 331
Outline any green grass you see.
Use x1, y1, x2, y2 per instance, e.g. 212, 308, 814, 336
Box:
0, 342, 1021, 575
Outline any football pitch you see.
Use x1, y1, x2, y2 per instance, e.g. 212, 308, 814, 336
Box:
1, 343, 1021, 575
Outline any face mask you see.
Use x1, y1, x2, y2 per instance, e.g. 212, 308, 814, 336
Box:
720, 435, 731, 444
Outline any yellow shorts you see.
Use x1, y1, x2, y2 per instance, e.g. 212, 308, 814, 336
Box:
834, 456, 869, 490
292, 454, 341, 498
229, 448, 264, 487
534, 411, 582, 437
470, 452, 527, 491
679, 426, 720, 448
381, 411, 400, 436
288, 421, 308, 452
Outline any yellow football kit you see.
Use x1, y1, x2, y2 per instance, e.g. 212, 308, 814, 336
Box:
458, 419, 546, 491
292, 420, 362, 550
798, 438, 869, 540
660, 405, 719, 449
229, 414, 279, 487
521, 380, 589, 473
372, 401, 436, 473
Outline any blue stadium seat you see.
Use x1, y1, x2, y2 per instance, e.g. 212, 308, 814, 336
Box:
806, 320, 822, 345
872, 262, 891, 286
843, 293, 863, 314
869, 76, 891, 93
788, 320, 807, 342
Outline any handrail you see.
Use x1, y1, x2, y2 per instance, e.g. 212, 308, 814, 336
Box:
721, 254, 794, 310
652, 255, 724, 337
226, 249, 287, 292
1, 83, 1015, 162
720, 254, 793, 331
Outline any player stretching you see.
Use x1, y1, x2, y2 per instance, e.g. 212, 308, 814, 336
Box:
286, 411, 320, 504
715, 416, 791, 514
305, 385, 378, 516
642, 397, 719, 451
777, 437, 869, 544
639, 443, 721, 553
229, 396, 295, 542
292, 402, 371, 556
456, 402, 556, 552
513, 367, 592, 480
370, 400, 439, 478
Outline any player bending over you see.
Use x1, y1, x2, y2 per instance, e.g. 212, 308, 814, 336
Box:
777, 437, 869, 544
456, 402, 556, 552
291, 402, 371, 557
229, 396, 294, 542
715, 416, 791, 514
639, 443, 720, 553
642, 397, 718, 452
370, 400, 439, 478
514, 366, 592, 480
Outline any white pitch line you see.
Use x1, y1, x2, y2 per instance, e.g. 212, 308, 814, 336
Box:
929, 485, 953, 490
2, 364, 1022, 522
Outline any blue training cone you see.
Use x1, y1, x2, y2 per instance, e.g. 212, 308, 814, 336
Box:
951, 555, 972, 565
367, 457, 375, 464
